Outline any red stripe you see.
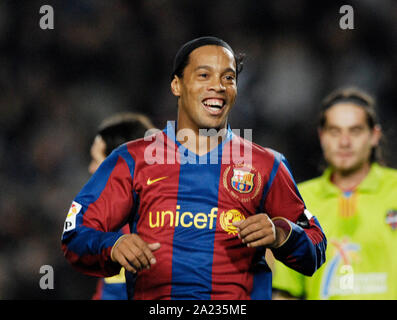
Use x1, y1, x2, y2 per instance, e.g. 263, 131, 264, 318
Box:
264, 162, 305, 220
82, 156, 134, 232
210, 138, 258, 299
131, 132, 180, 299
62, 245, 118, 277
304, 218, 326, 245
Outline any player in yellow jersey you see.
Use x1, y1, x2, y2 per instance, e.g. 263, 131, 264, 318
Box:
272, 87, 397, 299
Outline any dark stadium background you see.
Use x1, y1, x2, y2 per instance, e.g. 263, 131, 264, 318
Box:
0, 0, 396, 299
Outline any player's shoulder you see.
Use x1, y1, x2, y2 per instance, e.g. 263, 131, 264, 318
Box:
376, 164, 397, 177
375, 164, 397, 186
232, 134, 285, 163
297, 175, 324, 193
107, 130, 163, 164
246, 139, 285, 161
122, 129, 163, 152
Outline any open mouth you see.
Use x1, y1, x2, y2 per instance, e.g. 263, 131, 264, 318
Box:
202, 98, 226, 115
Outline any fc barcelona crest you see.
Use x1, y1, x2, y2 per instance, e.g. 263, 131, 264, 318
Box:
222, 164, 262, 202
231, 169, 255, 193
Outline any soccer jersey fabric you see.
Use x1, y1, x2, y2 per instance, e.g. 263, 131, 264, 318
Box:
62, 122, 326, 300
91, 224, 129, 300
272, 163, 397, 299
92, 277, 127, 300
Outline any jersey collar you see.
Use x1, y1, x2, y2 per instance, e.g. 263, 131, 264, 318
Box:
162, 120, 234, 161
356, 162, 382, 193
320, 162, 381, 196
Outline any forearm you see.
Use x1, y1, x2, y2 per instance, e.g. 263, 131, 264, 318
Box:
271, 216, 327, 276
62, 226, 124, 277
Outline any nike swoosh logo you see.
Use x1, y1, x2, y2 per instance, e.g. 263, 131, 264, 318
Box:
147, 176, 168, 185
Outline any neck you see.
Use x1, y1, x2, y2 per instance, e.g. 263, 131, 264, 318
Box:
176, 123, 228, 156
331, 162, 371, 191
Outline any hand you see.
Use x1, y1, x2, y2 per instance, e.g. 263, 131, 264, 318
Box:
233, 213, 287, 248
111, 234, 161, 274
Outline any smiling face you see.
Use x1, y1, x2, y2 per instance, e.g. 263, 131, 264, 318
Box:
171, 45, 237, 132
319, 103, 381, 175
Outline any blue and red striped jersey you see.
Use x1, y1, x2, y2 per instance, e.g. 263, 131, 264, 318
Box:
61, 122, 326, 300
91, 224, 129, 300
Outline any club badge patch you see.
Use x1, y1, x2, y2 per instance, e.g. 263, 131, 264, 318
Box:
386, 209, 397, 230
223, 164, 262, 202
231, 168, 255, 193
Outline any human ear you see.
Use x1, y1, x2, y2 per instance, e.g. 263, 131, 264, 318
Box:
370, 124, 382, 147
171, 76, 181, 97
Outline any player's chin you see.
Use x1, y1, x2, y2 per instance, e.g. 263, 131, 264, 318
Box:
335, 161, 359, 174
204, 111, 230, 130
200, 119, 227, 131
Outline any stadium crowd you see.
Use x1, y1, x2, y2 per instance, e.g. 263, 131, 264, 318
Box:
0, 0, 396, 299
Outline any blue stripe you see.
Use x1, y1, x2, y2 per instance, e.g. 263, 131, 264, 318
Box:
250, 254, 272, 300
130, 191, 140, 234
258, 150, 282, 212
258, 150, 306, 213
272, 216, 326, 276
99, 281, 128, 300
126, 192, 140, 300
278, 153, 305, 204
321, 255, 341, 299
117, 143, 136, 178
125, 271, 138, 300
251, 270, 272, 300
65, 225, 122, 256
170, 150, 223, 300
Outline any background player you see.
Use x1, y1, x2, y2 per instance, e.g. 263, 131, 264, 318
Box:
61, 36, 326, 300
272, 87, 397, 299
88, 112, 156, 299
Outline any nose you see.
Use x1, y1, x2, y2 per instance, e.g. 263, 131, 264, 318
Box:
339, 133, 352, 147
208, 76, 226, 92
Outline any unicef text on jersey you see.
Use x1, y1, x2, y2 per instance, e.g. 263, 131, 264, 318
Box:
143, 121, 253, 165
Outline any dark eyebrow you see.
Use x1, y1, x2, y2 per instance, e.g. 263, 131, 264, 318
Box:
194, 65, 236, 75
194, 65, 212, 72
324, 124, 340, 129
349, 124, 366, 130
223, 67, 236, 74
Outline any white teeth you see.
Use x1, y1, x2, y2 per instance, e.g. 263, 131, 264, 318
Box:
203, 98, 224, 107
208, 107, 220, 112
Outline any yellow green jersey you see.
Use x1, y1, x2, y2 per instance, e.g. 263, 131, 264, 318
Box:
272, 163, 397, 299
